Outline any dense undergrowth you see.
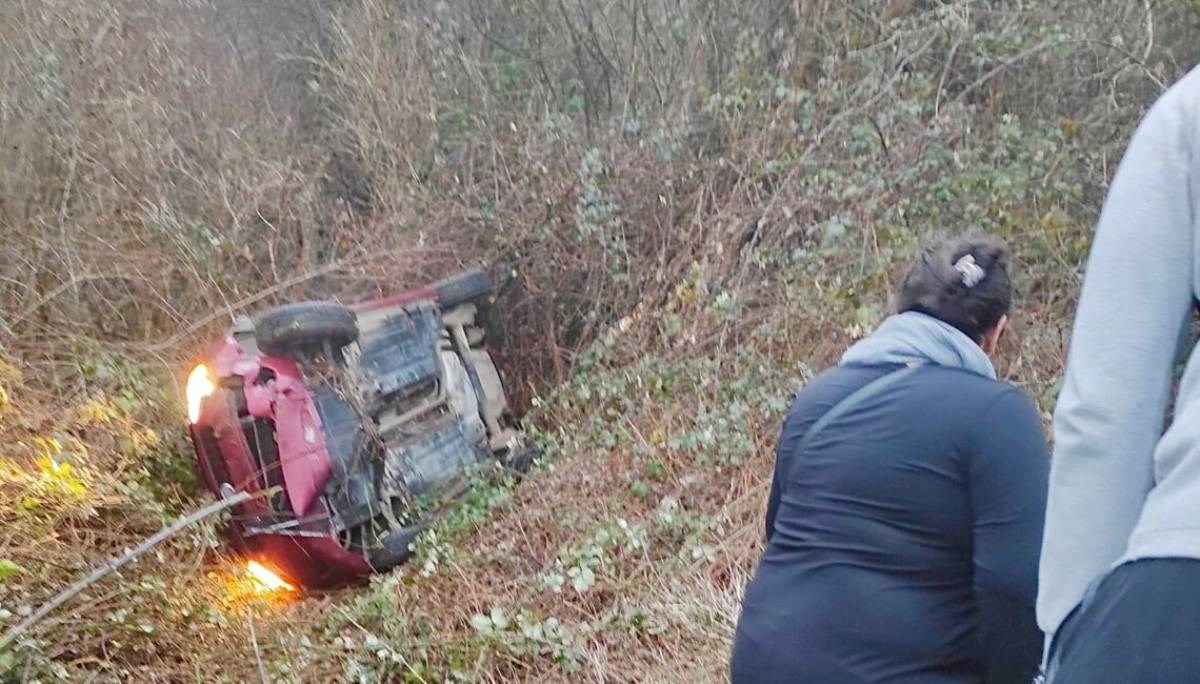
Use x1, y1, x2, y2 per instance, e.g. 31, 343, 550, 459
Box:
3, 0, 1200, 681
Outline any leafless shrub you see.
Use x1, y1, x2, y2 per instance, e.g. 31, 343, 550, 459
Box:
2, 0, 1200, 679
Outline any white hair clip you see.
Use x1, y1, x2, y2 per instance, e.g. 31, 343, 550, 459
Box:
954, 254, 986, 288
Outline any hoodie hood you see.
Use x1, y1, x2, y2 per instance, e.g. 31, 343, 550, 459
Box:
841, 311, 996, 380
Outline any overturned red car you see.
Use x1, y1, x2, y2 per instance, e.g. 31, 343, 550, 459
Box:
185, 269, 534, 587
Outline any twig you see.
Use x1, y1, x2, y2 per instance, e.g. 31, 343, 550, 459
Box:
933, 37, 963, 117
135, 243, 449, 354
806, 28, 940, 154
8, 274, 124, 329
0, 490, 261, 651
1140, 0, 1154, 64
248, 608, 269, 684
953, 39, 1059, 105
140, 259, 353, 353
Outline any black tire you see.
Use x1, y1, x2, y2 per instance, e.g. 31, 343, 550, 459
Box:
503, 444, 540, 476
434, 268, 493, 308
255, 301, 358, 358
367, 524, 422, 571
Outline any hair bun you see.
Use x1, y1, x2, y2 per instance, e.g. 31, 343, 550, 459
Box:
895, 234, 1012, 340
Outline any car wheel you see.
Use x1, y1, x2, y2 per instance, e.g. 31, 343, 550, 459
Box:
434, 268, 493, 308
503, 444, 540, 476
366, 524, 422, 571
254, 301, 358, 359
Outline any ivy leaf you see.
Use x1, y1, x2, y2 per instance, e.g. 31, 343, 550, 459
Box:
0, 559, 24, 582
822, 216, 851, 246
470, 613, 493, 635
570, 565, 595, 594
489, 606, 509, 631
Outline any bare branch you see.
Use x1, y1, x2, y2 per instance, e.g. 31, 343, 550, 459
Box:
1, 489, 261, 651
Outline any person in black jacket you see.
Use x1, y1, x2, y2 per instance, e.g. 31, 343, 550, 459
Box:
731, 236, 1049, 684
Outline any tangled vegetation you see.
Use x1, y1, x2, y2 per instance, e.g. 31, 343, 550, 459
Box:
2, 0, 1199, 681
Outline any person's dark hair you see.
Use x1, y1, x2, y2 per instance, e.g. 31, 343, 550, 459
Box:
894, 235, 1012, 341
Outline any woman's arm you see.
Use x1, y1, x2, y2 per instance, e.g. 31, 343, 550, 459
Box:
765, 460, 782, 542
971, 388, 1050, 684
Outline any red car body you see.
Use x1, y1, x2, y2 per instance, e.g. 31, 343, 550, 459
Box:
187, 274, 524, 587
191, 337, 373, 586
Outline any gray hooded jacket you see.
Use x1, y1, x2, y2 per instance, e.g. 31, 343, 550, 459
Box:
1039, 64, 1200, 645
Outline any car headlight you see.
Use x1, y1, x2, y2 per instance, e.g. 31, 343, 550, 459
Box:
186, 364, 215, 423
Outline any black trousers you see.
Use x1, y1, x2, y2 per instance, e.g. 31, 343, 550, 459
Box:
1047, 558, 1200, 683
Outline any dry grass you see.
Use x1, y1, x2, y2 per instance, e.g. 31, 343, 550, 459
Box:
2, 0, 1200, 681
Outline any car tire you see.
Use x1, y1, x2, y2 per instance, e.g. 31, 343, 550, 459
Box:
255, 301, 358, 358
434, 268, 493, 308
367, 524, 422, 571
503, 444, 540, 476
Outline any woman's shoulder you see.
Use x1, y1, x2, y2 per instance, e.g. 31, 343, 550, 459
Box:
914, 364, 1022, 394
903, 365, 1040, 419
798, 363, 1035, 414
913, 366, 1044, 430
792, 363, 900, 404
783, 363, 899, 422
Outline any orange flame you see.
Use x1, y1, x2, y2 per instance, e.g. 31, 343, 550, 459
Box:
186, 364, 215, 423
245, 560, 295, 593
